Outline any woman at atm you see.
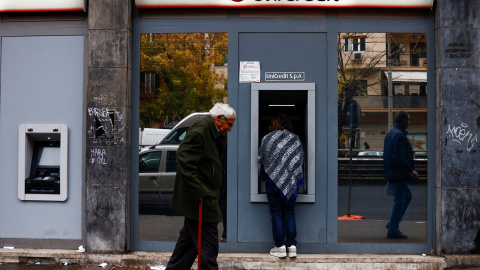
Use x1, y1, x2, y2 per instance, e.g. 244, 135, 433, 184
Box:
258, 113, 305, 258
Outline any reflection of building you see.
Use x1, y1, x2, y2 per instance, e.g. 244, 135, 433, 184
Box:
341, 33, 427, 153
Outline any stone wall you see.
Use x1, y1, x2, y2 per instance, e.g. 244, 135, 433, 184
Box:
85, 0, 132, 252
436, 0, 480, 254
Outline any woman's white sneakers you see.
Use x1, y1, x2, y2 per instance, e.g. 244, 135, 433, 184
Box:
287, 245, 297, 258
270, 245, 287, 257
270, 245, 297, 258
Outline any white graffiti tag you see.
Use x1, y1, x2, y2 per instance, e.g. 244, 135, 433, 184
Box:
89, 148, 107, 165
446, 123, 478, 152
87, 108, 123, 121
93, 92, 116, 106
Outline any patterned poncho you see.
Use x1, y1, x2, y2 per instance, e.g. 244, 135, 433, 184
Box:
258, 129, 305, 202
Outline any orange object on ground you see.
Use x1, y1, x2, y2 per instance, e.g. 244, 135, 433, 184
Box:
338, 215, 366, 220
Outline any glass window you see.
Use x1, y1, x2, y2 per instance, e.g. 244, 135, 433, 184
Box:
165, 151, 177, 172
337, 33, 428, 244
139, 33, 228, 242
344, 37, 366, 52
354, 80, 367, 96
139, 151, 162, 173
161, 127, 189, 145
410, 41, 427, 67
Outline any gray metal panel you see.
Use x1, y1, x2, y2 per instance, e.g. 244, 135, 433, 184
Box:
236, 32, 328, 245
326, 31, 339, 246
0, 35, 84, 239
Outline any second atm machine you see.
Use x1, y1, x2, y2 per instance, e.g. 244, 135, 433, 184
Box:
18, 124, 68, 201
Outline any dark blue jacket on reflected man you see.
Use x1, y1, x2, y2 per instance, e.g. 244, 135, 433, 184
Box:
383, 123, 414, 182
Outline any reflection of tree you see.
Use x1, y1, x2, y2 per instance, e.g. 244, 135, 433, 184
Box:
140, 33, 228, 128
337, 33, 387, 147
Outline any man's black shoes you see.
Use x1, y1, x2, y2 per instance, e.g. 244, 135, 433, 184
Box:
387, 232, 408, 239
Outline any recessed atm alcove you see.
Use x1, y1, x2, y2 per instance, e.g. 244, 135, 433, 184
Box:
18, 124, 68, 201
250, 83, 315, 203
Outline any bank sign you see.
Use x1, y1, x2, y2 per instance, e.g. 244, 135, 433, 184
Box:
136, 0, 434, 8
0, 0, 85, 12
265, 72, 305, 82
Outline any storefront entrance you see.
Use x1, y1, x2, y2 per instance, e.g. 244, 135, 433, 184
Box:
131, 8, 435, 254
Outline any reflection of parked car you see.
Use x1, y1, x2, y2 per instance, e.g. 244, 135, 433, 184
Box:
157, 112, 209, 145
139, 127, 171, 148
357, 151, 384, 158
139, 145, 178, 206
139, 112, 208, 208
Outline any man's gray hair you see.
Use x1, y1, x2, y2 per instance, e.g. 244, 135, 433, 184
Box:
209, 103, 236, 119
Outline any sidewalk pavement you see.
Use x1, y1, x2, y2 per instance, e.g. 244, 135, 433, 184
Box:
1, 248, 480, 270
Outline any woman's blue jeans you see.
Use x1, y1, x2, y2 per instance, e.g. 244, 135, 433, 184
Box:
386, 181, 412, 234
265, 180, 297, 247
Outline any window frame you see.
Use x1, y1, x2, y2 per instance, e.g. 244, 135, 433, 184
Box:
344, 37, 366, 53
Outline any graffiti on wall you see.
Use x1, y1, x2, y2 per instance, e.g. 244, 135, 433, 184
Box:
446, 122, 478, 152
92, 92, 117, 107
89, 148, 107, 165
87, 107, 126, 145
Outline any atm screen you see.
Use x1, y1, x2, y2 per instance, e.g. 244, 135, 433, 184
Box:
37, 146, 60, 167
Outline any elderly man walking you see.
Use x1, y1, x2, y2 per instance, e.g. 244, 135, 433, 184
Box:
166, 103, 236, 270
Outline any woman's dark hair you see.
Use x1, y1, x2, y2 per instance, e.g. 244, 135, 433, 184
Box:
268, 113, 294, 133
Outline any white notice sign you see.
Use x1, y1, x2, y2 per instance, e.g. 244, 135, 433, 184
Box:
239, 61, 260, 83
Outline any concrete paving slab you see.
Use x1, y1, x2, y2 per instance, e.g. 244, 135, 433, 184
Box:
0, 248, 454, 270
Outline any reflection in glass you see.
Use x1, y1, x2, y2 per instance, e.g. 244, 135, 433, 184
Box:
337, 33, 428, 243
139, 33, 228, 242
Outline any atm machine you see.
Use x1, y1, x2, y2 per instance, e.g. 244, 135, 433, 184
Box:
18, 124, 68, 201
25, 141, 61, 194
250, 83, 316, 203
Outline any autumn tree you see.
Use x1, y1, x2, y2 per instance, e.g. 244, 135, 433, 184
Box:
140, 33, 228, 128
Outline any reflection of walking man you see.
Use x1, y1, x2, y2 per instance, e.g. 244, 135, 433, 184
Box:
166, 103, 236, 270
383, 111, 420, 239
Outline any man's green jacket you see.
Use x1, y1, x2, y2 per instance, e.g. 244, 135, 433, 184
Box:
170, 116, 225, 222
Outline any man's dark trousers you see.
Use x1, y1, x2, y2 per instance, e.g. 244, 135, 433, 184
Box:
166, 218, 219, 270
387, 181, 412, 234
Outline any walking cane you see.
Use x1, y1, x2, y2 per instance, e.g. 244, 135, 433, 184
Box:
198, 198, 203, 270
